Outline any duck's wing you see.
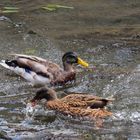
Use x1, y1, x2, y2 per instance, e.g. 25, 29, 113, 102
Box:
11, 53, 63, 76
61, 94, 102, 102
10, 53, 62, 69
10, 53, 47, 63
5, 54, 52, 80
61, 94, 114, 108
62, 93, 114, 101
61, 94, 99, 108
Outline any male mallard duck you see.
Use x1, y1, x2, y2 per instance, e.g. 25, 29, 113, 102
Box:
0, 52, 89, 86
30, 87, 114, 118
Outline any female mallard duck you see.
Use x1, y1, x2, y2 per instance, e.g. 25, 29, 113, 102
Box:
30, 87, 114, 118
0, 52, 89, 86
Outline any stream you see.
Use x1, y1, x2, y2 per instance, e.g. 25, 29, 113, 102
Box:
0, 0, 140, 139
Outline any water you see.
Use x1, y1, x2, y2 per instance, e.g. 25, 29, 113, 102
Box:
0, 0, 140, 139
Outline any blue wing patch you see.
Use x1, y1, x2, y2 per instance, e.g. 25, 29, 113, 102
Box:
25, 68, 31, 73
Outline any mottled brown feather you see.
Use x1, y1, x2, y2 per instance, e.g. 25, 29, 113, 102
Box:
46, 100, 112, 118
61, 94, 114, 108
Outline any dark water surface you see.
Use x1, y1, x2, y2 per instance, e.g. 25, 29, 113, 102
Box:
0, 0, 140, 139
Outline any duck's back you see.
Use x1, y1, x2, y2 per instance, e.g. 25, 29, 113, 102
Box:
14, 54, 63, 72
61, 94, 113, 108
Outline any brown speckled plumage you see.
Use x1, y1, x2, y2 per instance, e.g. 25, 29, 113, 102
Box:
47, 100, 112, 118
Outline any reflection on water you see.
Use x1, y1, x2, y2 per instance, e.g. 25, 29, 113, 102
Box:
0, 0, 140, 139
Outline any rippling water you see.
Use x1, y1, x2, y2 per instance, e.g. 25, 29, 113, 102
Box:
0, 0, 140, 139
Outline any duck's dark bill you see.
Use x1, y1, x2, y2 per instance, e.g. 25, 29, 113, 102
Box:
77, 57, 89, 67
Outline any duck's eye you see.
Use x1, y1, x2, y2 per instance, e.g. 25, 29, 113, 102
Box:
66, 57, 77, 63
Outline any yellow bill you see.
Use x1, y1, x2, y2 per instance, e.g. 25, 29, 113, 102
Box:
77, 57, 89, 67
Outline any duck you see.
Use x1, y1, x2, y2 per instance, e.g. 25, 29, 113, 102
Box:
30, 87, 114, 119
0, 52, 89, 86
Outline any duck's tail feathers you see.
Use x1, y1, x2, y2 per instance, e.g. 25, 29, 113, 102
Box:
0, 59, 18, 70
